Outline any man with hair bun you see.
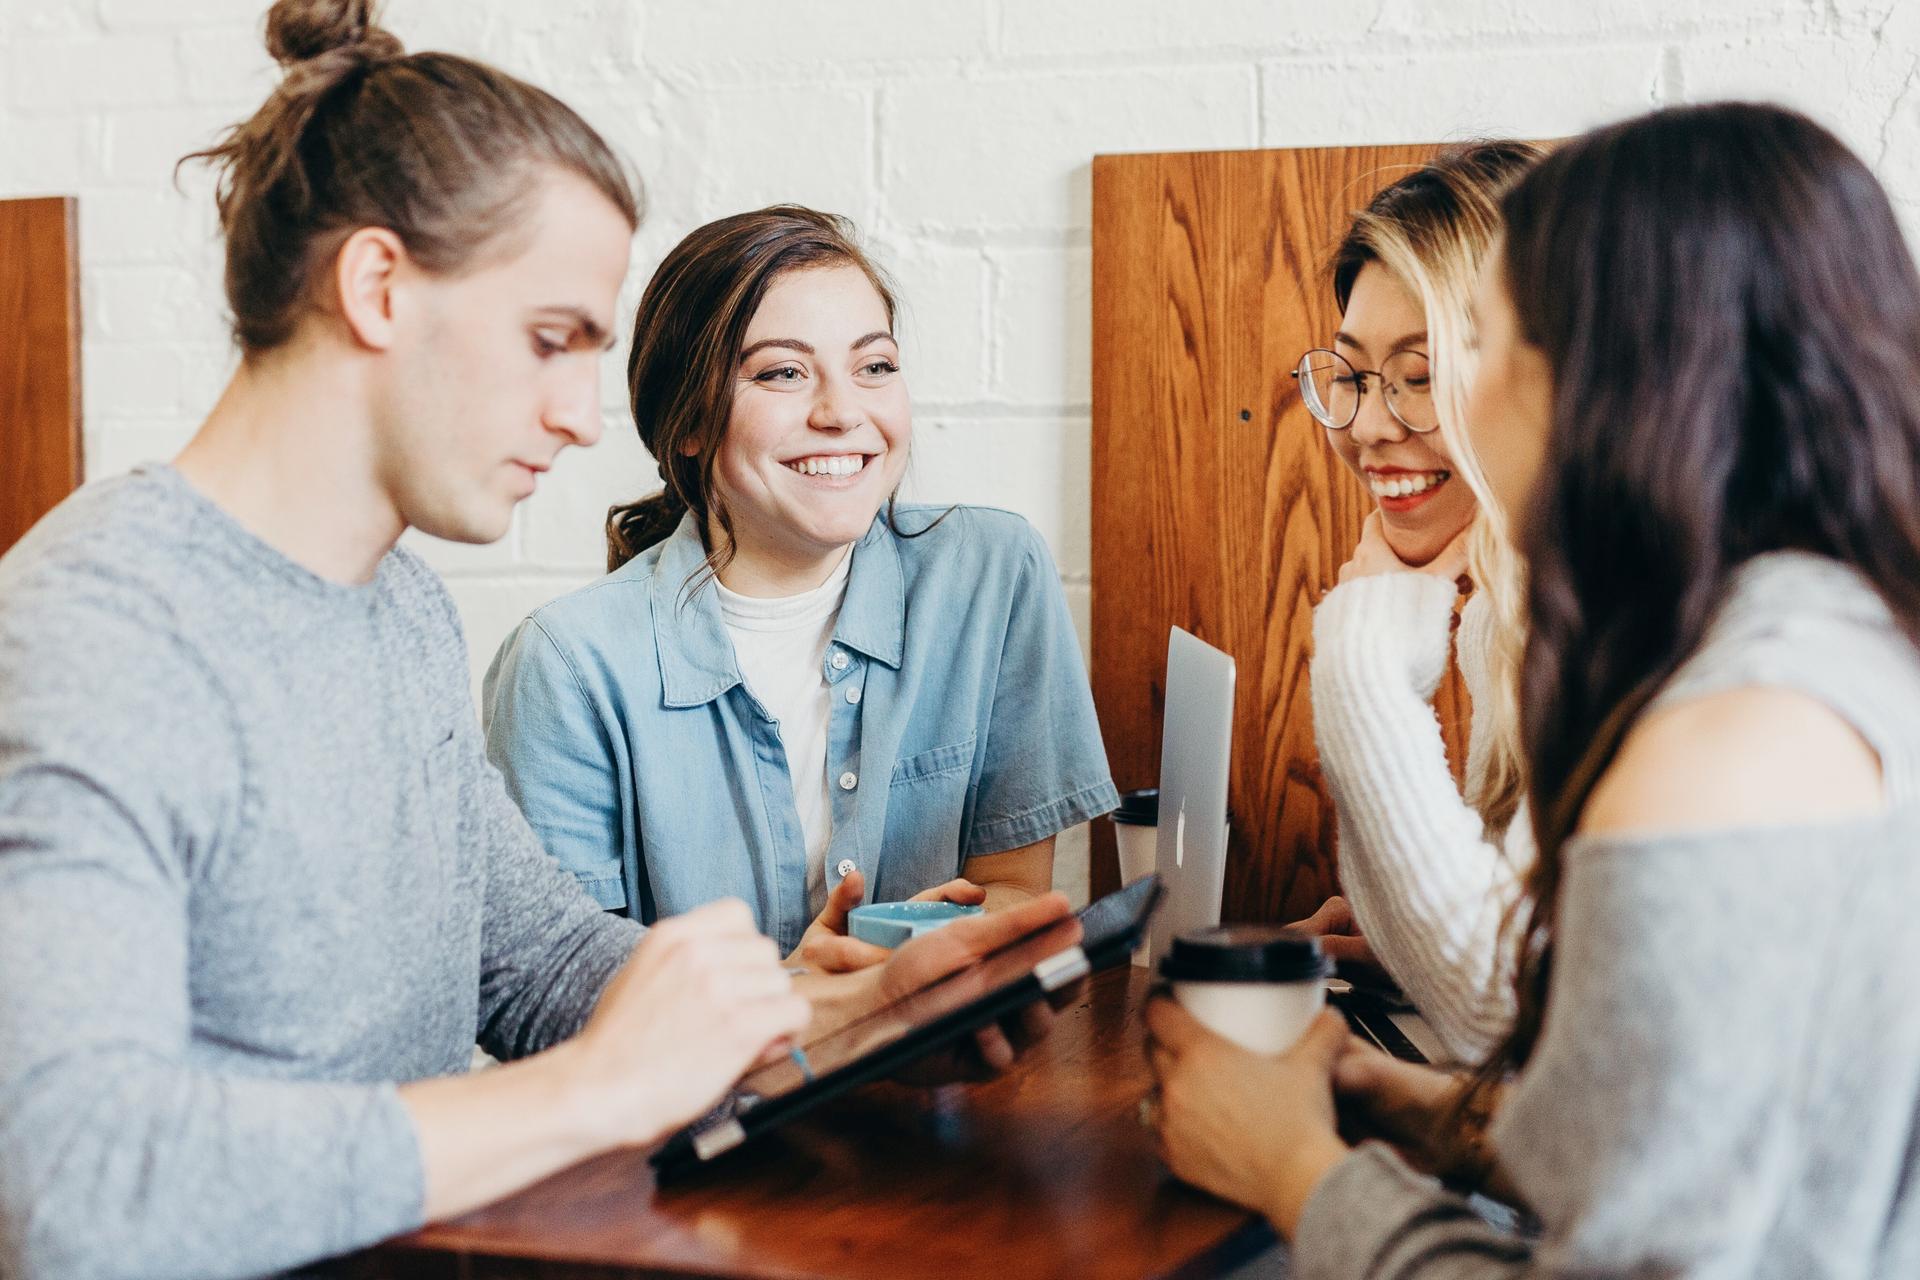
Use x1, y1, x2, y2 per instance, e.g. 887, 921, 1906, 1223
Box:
0, 4, 1073, 1277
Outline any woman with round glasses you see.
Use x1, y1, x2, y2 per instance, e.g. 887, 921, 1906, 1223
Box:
1286, 141, 1542, 1065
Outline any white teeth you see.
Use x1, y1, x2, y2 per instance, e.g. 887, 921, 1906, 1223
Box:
1368, 469, 1449, 498
788, 455, 866, 478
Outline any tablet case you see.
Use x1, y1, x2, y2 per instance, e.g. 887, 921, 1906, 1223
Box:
652, 874, 1165, 1180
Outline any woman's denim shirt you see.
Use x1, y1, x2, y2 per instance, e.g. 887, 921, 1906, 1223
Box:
481, 505, 1119, 954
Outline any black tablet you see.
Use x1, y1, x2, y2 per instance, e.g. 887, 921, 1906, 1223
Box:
651, 874, 1164, 1180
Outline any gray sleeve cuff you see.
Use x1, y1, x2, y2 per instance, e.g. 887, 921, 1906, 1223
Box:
1291, 1143, 1525, 1279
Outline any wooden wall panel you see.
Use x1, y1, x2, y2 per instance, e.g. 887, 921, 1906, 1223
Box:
1, 196, 83, 558
1090, 146, 1470, 924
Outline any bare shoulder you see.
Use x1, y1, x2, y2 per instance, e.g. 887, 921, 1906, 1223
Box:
1578, 685, 1885, 838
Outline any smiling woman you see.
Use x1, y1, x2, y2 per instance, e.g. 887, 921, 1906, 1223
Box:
481, 205, 1120, 966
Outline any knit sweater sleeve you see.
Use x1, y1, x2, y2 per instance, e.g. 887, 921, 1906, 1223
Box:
1310, 574, 1522, 1063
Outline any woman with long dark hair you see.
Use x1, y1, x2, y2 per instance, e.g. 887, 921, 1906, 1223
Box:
1147, 101, 1920, 1272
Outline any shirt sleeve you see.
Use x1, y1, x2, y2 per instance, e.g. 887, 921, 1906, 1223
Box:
1292, 827, 1824, 1278
0, 604, 424, 1280
1310, 574, 1522, 1063
462, 720, 644, 1062
482, 616, 631, 911
964, 522, 1120, 856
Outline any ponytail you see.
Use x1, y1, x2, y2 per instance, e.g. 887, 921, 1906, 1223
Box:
605, 490, 689, 572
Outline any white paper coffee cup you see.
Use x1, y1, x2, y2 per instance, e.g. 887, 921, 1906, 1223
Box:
1160, 926, 1331, 1055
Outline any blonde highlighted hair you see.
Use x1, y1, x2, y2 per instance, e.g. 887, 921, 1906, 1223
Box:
1330, 141, 1543, 838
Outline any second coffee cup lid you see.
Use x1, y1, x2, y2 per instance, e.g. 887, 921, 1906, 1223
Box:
1158, 925, 1331, 983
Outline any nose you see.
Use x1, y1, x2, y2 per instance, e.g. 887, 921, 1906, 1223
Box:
1348, 377, 1409, 447
808, 374, 861, 434
545, 365, 603, 449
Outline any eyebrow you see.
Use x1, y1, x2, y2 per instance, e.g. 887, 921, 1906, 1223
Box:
533, 306, 616, 351
1334, 329, 1428, 357
739, 331, 897, 362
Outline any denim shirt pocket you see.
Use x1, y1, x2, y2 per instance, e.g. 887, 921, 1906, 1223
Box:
883, 734, 977, 891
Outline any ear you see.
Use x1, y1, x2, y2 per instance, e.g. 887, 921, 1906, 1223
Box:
678, 437, 701, 458
332, 226, 408, 352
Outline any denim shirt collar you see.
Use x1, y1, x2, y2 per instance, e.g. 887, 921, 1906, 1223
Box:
650, 511, 905, 708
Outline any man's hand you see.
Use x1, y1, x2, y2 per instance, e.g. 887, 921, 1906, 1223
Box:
787, 869, 988, 974
569, 899, 811, 1147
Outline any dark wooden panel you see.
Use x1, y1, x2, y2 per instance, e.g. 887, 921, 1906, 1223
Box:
0, 196, 82, 557
341, 968, 1270, 1280
1090, 147, 1471, 924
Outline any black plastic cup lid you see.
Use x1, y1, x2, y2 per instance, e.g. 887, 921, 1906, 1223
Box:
1157, 925, 1331, 983
1110, 788, 1233, 828
1112, 788, 1159, 825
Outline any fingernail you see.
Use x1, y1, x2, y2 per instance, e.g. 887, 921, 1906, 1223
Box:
1456, 574, 1473, 593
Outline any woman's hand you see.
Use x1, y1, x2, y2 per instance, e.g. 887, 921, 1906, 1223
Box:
568, 899, 811, 1148
1331, 1034, 1461, 1169
1284, 895, 1375, 968
787, 869, 989, 974
1339, 511, 1472, 586
1145, 999, 1352, 1237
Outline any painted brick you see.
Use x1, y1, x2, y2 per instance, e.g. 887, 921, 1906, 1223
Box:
1261, 44, 1664, 146
100, 0, 268, 28
83, 343, 191, 419
448, 575, 597, 702
643, 81, 874, 229
85, 264, 220, 343
901, 416, 1092, 578
1374, 0, 1803, 39
874, 240, 989, 406
998, 0, 1385, 59
642, 0, 989, 73
882, 69, 1255, 233
517, 418, 658, 570
0, 114, 104, 191
989, 245, 1090, 407
102, 104, 240, 185
85, 420, 195, 481
175, 22, 275, 107
8, 34, 181, 110
1676, 34, 1920, 168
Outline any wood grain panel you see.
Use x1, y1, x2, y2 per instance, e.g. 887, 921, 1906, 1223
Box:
1090, 146, 1471, 923
0, 197, 83, 557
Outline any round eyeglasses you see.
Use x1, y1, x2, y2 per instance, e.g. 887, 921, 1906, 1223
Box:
1291, 348, 1437, 433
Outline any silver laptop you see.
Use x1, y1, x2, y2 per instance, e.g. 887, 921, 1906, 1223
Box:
1147, 627, 1237, 964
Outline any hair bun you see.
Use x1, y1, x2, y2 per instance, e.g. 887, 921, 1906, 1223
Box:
265, 0, 403, 67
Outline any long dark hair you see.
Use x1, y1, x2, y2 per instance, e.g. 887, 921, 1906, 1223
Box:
1470, 102, 1920, 1115
184, 0, 639, 355
606, 205, 900, 575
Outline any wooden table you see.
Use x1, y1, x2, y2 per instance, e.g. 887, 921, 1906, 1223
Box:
339, 966, 1276, 1279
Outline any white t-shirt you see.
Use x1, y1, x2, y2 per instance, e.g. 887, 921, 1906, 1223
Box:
715, 551, 853, 918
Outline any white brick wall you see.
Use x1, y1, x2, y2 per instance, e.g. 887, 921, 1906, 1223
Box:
5, 0, 1917, 903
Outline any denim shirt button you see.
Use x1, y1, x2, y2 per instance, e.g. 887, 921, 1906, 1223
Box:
838, 771, 858, 791
830, 650, 851, 672
836, 858, 856, 877
845, 685, 862, 705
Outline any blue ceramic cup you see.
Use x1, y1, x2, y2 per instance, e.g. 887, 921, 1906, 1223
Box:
847, 900, 985, 949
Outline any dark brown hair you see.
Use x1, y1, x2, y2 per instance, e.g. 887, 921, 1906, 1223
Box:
184, 0, 640, 354
606, 204, 901, 575
1465, 103, 1920, 1128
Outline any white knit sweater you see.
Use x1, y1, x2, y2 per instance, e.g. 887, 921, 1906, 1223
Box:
1309, 573, 1531, 1063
